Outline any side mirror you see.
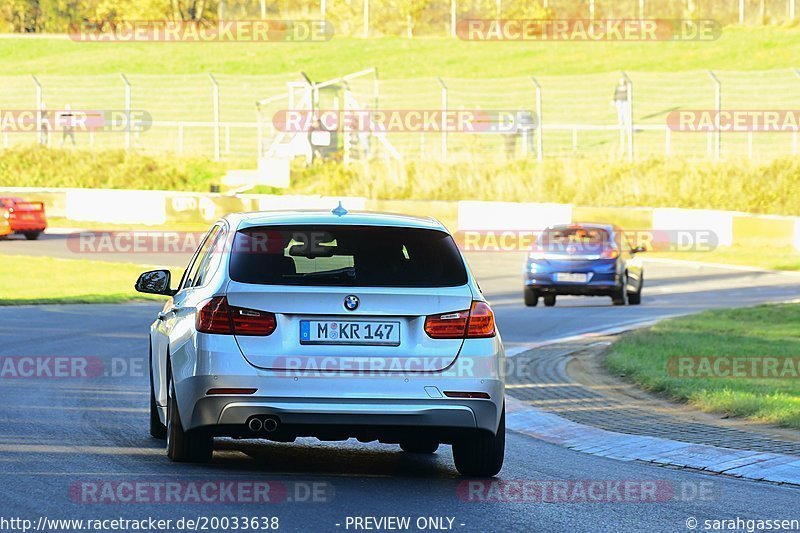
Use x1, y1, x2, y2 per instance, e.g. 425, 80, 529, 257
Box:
135, 269, 176, 296
631, 246, 647, 254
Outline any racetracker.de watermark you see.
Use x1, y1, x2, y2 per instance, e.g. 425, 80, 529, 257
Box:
454, 229, 718, 253
69, 20, 333, 42
0, 356, 143, 379
272, 109, 539, 133
457, 480, 717, 503
66, 230, 305, 255
0, 109, 151, 133
457, 19, 721, 41
69, 480, 332, 504
667, 110, 800, 132
667, 356, 800, 379
269, 356, 495, 378
67, 231, 207, 254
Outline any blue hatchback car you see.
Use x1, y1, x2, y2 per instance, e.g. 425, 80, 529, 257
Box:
523, 223, 645, 307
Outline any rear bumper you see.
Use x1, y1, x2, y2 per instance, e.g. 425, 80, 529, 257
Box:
524, 258, 620, 296
524, 278, 619, 296
165, 331, 505, 440
10, 221, 46, 232
176, 375, 504, 439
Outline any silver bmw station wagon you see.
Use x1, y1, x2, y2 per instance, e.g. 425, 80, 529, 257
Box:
136, 208, 505, 476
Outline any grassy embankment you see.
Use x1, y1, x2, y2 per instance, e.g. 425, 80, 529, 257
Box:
606, 304, 800, 429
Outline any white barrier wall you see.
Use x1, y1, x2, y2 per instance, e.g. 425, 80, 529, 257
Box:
458, 201, 572, 230
256, 195, 367, 212
795, 219, 800, 250
65, 189, 167, 225
652, 208, 735, 247
8, 186, 800, 251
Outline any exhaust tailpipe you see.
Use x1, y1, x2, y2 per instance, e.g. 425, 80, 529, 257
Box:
247, 418, 263, 432
263, 417, 279, 433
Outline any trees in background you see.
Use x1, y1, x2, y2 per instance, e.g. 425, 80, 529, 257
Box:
0, 0, 793, 34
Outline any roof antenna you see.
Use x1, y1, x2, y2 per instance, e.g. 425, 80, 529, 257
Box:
331, 201, 348, 217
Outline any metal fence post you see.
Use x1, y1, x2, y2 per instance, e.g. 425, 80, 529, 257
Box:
792, 69, 800, 155
438, 78, 447, 161
531, 76, 543, 161
343, 86, 352, 165
373, 68, 379, 110
32, 75, 46, 147
121, 73, 131, 150
32, 75, 42, 110
256, 103, 263, 158
739, 0, 745, 23
622, 71, 634, 161
209, 73, 220, 161
708, 70, 721, 161
451, 0, 457, 38
363, 0, 369, 37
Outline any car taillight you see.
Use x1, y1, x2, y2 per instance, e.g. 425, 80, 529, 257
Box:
196, 296, 232, 334
601, 247, 620, 259
196, 296, 276, 336
466, 301, 496, 338
230, 306, 277, 336
424, 309, 469, 339
424, 301, 496, 339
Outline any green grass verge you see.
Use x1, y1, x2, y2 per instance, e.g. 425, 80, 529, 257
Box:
3, 28, 800, 77
606, 304, 800, 429
0, 255, 173, 305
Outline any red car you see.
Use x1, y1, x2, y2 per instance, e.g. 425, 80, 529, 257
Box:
0, 197, 47, 240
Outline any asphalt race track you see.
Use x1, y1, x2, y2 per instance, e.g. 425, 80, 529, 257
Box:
1, 236, 800, 532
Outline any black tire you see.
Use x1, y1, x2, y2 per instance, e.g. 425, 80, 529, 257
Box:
166, 367, 213, 463
523, 289, 539, 307
452, 406, 505, 477
149, 345, 167, 439
543, 294, 556, 307
628, 275, 643, 305
24, 232, 41, 240
612, 272, 629, 306
400, 439, 439, 454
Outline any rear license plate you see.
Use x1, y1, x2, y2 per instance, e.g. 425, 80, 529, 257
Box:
555, 272, 589, 283
300, 320, 401, 346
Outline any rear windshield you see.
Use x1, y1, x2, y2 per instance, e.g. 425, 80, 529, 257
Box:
538, 227, 611, 253
541, 227, 610, 245
229, 225, 468, 287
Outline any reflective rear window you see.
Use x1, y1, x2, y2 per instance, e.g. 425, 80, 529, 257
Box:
229, 225, 468, 287
541, 227, 610, 245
